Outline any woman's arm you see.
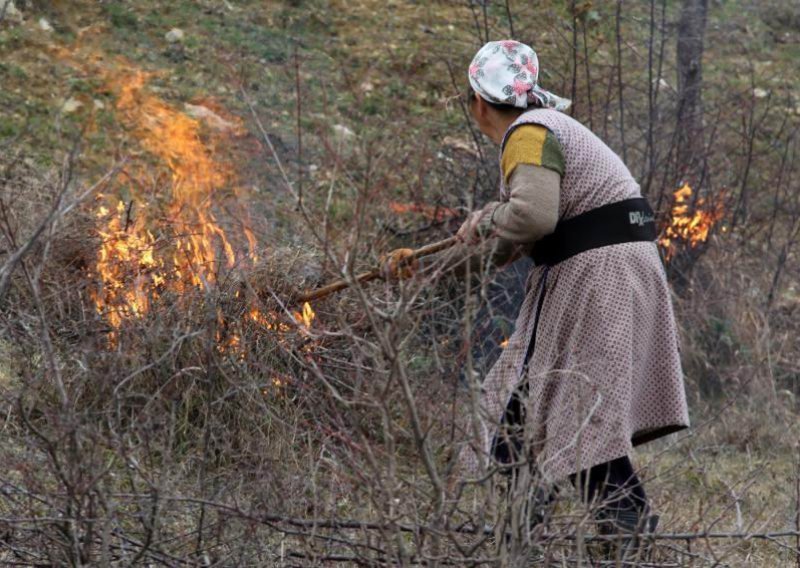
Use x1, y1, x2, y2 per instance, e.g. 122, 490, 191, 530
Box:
422, 164, 560, 277
415, 124, 564, 278
481, 164, 560, 244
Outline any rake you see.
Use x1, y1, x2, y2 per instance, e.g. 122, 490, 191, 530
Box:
295, 236, 458, 303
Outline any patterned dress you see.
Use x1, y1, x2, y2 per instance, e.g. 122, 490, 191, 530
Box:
460, 108, 689, 482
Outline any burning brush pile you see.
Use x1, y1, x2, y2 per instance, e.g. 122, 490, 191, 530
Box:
63, 53, 324, 357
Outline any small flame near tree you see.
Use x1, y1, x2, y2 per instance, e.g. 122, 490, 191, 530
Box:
658, 183, 725, 261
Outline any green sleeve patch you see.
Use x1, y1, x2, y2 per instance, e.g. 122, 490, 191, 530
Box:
540, 130, 565, 178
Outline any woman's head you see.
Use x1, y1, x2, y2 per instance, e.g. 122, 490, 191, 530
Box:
467, 40, 570, 142
465, 85, 526, 144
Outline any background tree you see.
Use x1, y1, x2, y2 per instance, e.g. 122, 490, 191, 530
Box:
676, 0, 709, 186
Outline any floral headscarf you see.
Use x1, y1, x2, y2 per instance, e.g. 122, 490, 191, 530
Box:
468, 40, 571, 111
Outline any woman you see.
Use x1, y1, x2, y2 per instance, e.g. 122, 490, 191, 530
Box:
385, 40, 689, 545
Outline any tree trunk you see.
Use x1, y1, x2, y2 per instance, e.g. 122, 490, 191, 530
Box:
676, 0, 708, 185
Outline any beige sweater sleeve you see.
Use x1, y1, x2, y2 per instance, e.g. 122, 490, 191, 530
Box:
422, 164, 560, 276
482, 164, 560, 244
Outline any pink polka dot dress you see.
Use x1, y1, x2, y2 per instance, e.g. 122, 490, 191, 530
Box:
459, 109, 689, 482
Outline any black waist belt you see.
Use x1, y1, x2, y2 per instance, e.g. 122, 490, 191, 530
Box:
530, 197, 657, 267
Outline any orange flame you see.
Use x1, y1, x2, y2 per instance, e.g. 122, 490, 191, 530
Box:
90, 60, 256, 330
91, 198, 163, 329
51, 44, 311, 352
658, 183, 725, 261
294, 302, 316, 329
249, 302, 315, 336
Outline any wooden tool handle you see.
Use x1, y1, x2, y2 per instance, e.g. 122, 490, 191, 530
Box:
296, 236, 458, 303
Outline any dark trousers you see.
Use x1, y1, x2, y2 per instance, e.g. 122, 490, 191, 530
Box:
507, 455, 647, 523
570, 456, 648, 522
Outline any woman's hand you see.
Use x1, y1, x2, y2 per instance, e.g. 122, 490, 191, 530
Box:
380, 248, 419, 281
456, 210, 487, 244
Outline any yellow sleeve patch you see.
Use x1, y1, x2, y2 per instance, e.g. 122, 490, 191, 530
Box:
500, 125, 565, 183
